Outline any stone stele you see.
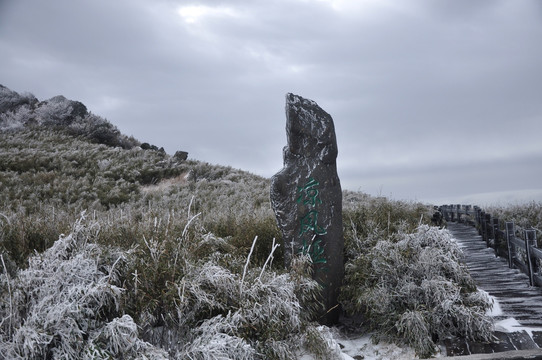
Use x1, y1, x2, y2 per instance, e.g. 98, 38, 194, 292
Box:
270, 93, 343, 325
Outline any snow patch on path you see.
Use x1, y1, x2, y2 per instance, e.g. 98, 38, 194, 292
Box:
494, 318, 542, 338
485, 291, 542, 339
482, 290, 503, 317
336, 333, 421, 360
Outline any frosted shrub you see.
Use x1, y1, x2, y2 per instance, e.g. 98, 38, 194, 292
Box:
170, 245, 332, 360
0, 104, 33, 130
0, 217, 165, 359
96, 315, 139, 355
303, 325, 343, 360
395, 309, 434, 356
341, 225, 494, 358
34, 96, 80, 126
179, 314, 257, 360
176, 261, 241, 328
0, 85, 37, 114
83, 314, 170, 359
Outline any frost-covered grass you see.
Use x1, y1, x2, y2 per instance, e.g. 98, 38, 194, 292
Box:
0, 213, 338, 359
486, 201, 542, 244
0, 126, 278, 268
0, 216, 168, 359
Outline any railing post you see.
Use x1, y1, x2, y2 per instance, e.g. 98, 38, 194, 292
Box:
465, 205, 472, 225
491, 218, 500, 256
475, 207, 482, 234
480, 211, 486, 241
484, 213, 491, 248
456, 204, 461, 223
505, 222, 515, 268
525, 229, 537, 286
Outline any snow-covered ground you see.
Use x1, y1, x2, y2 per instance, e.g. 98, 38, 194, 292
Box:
297, 327, 422, 360
332, 333, 422, 360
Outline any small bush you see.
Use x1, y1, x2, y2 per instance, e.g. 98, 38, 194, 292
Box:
0, 216, 166, 359
341, 225, 494, 358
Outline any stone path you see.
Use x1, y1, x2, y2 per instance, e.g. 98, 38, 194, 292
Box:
444, 222, 542, 357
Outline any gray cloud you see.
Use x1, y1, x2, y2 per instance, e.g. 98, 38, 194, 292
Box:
1, 0, 541, 205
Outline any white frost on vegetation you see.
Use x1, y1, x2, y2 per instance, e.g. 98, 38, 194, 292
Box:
174, 253, 328, 359
0, 212, 339, 359
341, 225, 494, 358
0, 216, 167, 359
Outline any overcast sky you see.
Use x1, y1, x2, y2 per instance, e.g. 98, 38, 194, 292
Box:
1, 0, 541, 206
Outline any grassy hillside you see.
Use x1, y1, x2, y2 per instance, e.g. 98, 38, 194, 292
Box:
0, 85, 496, 358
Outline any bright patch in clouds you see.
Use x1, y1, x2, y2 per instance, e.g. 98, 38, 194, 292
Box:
312, 0, 395, 13
92, 96, 126, 113
177, 5, 239, 24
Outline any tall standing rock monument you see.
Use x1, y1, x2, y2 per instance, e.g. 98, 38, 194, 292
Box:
270, 93, 343, 325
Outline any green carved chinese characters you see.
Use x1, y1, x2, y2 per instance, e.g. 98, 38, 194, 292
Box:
297, 178, 328, 269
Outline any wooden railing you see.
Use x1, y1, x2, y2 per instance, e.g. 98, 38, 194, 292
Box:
440, 205, 541, 287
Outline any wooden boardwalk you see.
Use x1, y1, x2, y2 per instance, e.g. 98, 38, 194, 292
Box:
444, 222, 542, 356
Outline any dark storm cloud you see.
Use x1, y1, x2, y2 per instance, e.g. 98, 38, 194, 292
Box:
1, 0, 541, 205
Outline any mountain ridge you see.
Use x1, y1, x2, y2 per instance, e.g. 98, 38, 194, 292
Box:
1, 84, 147, 150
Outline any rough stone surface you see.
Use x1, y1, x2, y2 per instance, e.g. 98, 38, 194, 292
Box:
174, 150, 189, 161
270, 93, 343, 325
